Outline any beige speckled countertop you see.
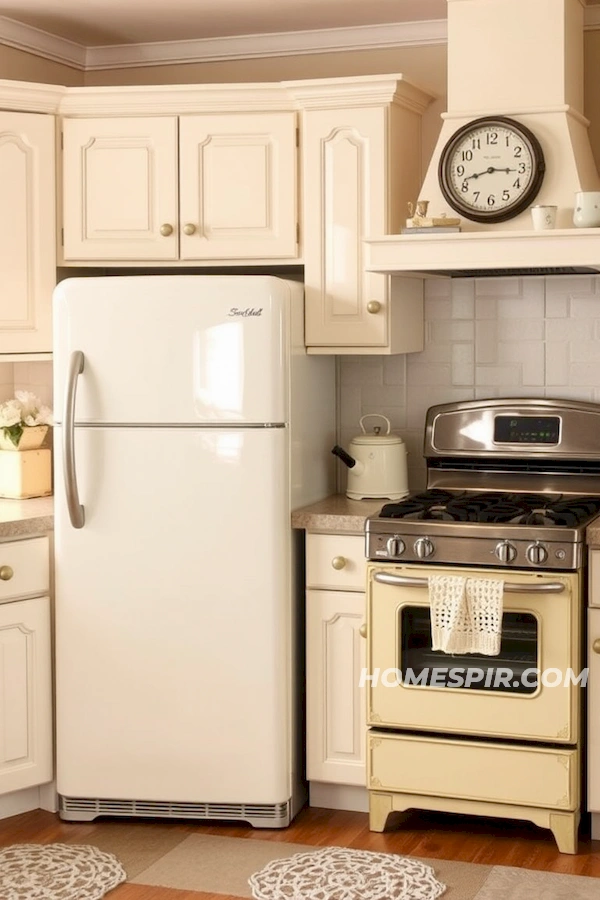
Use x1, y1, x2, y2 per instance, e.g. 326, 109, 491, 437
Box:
292, 494, 383, 534
587, 519, 600, 548
296, 497, 600, 546
0, 496, 54, 538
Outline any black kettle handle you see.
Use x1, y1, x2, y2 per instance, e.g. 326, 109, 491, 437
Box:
331, 445, 356, 468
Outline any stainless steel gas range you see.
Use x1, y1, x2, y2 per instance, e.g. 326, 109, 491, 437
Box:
364, 398, 600, 855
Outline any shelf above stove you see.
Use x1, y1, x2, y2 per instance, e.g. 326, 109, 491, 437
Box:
365, 228, 600, 278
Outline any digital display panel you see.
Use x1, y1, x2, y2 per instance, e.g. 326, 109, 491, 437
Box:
494, 416, 560, 444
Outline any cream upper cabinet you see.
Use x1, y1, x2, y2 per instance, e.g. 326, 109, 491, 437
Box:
179, 114, 297, 260
62, 116, 179, 261
0, 111, 55, 354
287, 76, 434, 354
61, 111, 298, 263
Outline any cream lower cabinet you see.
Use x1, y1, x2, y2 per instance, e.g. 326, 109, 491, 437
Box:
588, 551, 600, 838
61, 111, 298, 263
306, 533, 367, 786
287, 75, 434, 354
0, 536, 52, 795
0, 111, 55, 354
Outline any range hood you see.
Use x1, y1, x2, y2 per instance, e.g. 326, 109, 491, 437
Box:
366, 0, 600, 277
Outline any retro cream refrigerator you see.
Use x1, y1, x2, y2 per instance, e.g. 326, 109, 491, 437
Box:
53, 274, 335, 826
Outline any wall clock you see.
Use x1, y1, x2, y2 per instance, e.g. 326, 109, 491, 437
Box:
438, 116, 546, 223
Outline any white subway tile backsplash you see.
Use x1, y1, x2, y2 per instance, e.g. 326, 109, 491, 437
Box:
429, 320, 475, 343
337, 274, 600, 492
382, 356, 406, 386
475, 277, 521, 297
496, 319, 544, 341
545, 342, 570, 387
475, 321, 497, 364
570, 294, 600, 319
407, 362, 453, 386
545, 319, 597, 342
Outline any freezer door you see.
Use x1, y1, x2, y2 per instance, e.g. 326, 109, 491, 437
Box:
53, 275, 292, 425
54, 426, 293, 805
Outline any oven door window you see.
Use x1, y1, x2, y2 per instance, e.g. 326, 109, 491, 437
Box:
400, 607, 539, 694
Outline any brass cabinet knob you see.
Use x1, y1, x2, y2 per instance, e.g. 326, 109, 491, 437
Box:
366, 300, 381, 314
359, 622, 368, 639
159, 223, 174, 237
182, 223, 197, 235
0, 565, 14, 581
593, 639, 600, 655
331, 556, 346, 570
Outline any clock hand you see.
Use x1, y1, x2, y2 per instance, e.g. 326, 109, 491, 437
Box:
466, 165, 517, 180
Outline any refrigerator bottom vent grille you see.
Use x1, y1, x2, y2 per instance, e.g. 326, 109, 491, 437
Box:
59, 796, 291, 827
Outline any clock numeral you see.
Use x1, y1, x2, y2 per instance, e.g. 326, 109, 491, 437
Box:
502, 190, 510, 201
461, 181, 469, 193
456, 164, 465, 176
518, 163, 526, 174
486, 132, 498, 145
514, 145, 522, 157
472, 138, 481, 150
513, 178, 521, 189
473, 191, 480, 202
461, 150, 473, 161
487, 194, 496, 207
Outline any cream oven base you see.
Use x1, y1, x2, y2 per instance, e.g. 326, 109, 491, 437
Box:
368, 730, 580, 854
369, 790, 579, 855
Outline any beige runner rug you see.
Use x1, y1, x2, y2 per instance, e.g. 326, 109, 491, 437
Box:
62, 824, 600, 899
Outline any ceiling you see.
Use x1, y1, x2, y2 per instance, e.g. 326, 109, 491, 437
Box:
0, 0, 448, 47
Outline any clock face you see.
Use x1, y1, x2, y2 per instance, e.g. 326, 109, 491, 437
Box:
438, 116, 545, 223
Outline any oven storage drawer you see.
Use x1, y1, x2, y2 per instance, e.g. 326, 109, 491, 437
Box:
306, 534, 366, 591
368, 731, 579, 811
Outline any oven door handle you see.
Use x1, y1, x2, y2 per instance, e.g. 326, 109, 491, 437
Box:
373, 573, 565, 593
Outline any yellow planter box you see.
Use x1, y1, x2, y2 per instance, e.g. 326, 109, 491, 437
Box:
0, 449, 52, 499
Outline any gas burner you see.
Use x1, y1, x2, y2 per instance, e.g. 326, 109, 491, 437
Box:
379, 491, 600, 528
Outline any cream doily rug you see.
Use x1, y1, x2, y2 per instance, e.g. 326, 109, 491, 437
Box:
248, 846, 446, 900
0, 843, 126, 900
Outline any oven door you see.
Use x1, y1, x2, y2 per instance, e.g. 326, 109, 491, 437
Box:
366, 563, 582, 744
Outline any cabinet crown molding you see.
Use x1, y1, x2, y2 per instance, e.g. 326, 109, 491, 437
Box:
0, 79, 66, 114
0, 74, 435, 118
284, 74, 436, 112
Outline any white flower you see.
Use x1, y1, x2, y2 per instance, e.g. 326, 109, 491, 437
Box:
0, 400, 22, 428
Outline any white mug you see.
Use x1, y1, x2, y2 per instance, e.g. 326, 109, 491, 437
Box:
530, 205, 557, 231
573, 191, 600, 228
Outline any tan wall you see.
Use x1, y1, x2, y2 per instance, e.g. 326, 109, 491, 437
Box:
83, 34, 600, 172
0, 45, 83, 85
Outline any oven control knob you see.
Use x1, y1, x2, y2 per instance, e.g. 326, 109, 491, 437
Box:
495, 540, 517, 564
527, 542, 548, 565
414, 537, 434, 559
386, 537, 405, 557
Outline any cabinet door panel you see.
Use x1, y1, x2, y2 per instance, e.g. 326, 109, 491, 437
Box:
303, 108, 387, 347
306, 589, 366, 785
0, 112, 55, 353
180, 113, 297, 259
62, 117, 178, 260
0, 596, 52, 794
589, 608, 600, 812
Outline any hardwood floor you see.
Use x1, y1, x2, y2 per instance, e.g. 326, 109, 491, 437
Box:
1, 805, 600, 900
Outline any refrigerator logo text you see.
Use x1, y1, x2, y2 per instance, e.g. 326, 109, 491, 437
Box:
228, 307, 263, 317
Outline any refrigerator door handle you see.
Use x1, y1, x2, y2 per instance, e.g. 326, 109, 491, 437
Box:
63, 351, 85, 529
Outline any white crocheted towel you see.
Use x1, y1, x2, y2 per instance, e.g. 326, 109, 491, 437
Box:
429, 574, 504, 656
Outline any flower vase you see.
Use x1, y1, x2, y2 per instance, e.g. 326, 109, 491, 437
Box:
0, 426, 51, 498
0, 424, 48, 451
